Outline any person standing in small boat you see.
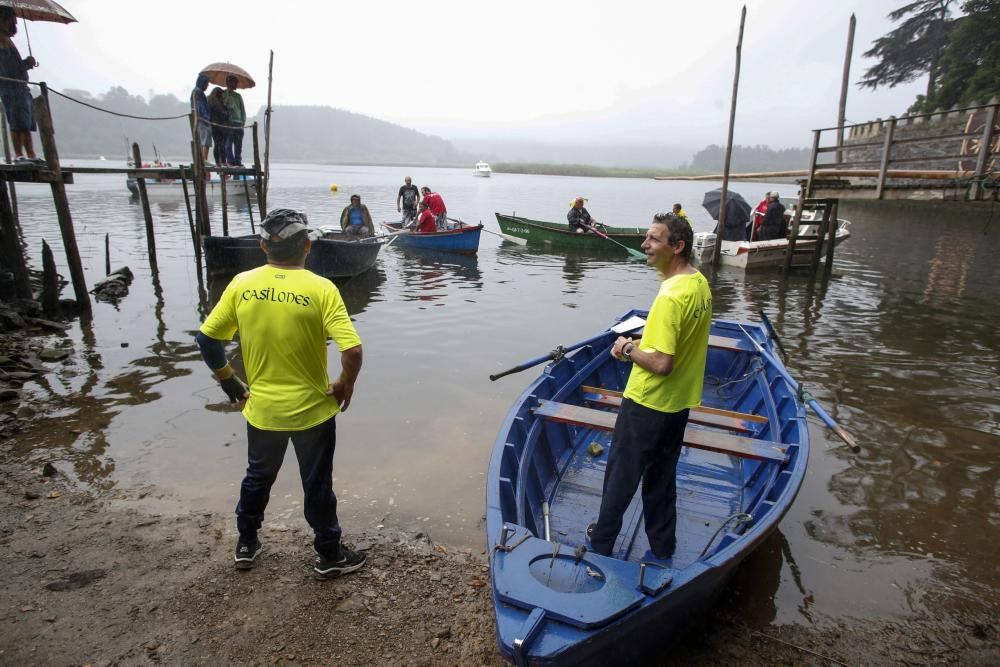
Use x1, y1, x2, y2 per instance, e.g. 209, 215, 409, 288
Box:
588, 212, 712, 561
567, 196, 599, 233
195, 208, 367, 578
759, 192, 787, 241
396, 176, 420, 225
340, 194, 375, 237
415, 200, 437, 233
420, 186, 448, 230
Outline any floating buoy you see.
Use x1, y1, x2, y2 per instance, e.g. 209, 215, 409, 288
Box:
329, 184, 338, 192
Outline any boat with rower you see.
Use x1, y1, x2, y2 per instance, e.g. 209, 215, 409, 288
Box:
381, 220, 483, 255
495, 213, 646, 252
203, 229, 387, 279
487, 311, 809, 664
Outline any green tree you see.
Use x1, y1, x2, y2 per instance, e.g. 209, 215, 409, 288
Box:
859, 0, 955, 99
921, 0, 1000, 109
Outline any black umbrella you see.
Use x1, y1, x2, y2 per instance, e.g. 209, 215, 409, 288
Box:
701, 189, 751, 242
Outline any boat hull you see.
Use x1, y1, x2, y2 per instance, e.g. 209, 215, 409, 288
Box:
127, 176, 257, 201
487, 313, 808, 664
693, 224, 851, 269
203, 232, 384, 279
383, 222, 483, 255
495, 213, 646, 252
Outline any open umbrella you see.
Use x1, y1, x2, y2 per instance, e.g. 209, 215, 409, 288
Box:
1, 0, 77, 59
199, 62, 256, 89
702, 188, 751, 242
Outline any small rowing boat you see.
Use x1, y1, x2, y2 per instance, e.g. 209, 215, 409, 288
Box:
495, 213, 646, 252
381, 220, 483, 255
487, 311, 808, 664
203, 230, 387, 279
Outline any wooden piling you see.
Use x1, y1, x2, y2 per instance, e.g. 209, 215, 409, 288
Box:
810, 200, 832, 273
876, 118, 896, 199
104, 233, 110, 275
782, 188, 807, 274
188, 114, 211, 236
33, 85, 90, 312
823, 199, 839, 275
264, 50, 274, 206
131, 143, 159, 273
0, 173, 30, 299
252, 123, 265, 218
179, 166, 202, 266
1, 111, 19, 224
243, 178, 255, 233
970, 104, 998, 200
835, 14, 856, 165
220, 169, 229, 236
712, 6, 746, 268
41, 239, 59, 317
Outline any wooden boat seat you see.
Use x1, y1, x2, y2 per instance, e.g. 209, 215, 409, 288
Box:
533, 400, 788, 463
580, 386, 767, 434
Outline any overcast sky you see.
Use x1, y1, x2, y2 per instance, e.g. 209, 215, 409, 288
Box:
22, 0, 927, 150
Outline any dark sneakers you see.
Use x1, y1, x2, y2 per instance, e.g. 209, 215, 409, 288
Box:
234, 539, 263, 570
313, 546, 367, 580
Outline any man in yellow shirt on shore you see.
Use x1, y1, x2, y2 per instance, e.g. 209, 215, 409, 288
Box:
196, 209, 366, 578
588, 212, 712, 560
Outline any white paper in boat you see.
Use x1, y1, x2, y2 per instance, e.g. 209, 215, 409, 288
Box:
611, 315, 646, 334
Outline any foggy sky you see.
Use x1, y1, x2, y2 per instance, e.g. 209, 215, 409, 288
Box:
23, 0, 927, 155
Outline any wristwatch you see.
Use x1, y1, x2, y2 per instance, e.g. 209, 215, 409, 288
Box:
623, 343, 635, 360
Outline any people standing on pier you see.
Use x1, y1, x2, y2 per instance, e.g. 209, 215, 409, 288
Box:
0, 7, 41, 164
195, 208, 367, 578
567, 196, 598, 233
222, 75, 245, 166
587, 212, 712, 561
340, 194, 375, 237
397, 176, 420, 225
415, 200, 437, 233
207, 88, 229, 168
420, 186, 448, 230
190, 74, 212, 164
759, 192, 787, 241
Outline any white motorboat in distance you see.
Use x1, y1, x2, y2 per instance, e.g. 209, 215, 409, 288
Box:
474, 161, 492, 177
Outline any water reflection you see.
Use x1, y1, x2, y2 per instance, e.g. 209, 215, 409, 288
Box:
392, 246, 483, 302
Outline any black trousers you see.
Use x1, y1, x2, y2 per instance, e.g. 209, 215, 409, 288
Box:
591, 399, 689, 558
236, 416, 342, 557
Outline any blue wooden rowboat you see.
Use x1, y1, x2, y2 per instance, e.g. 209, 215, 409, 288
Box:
382, 220, 483, 255
487, 311, 809, 665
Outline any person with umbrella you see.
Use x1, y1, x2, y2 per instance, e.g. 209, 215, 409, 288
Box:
0, 7, 40, 163
222, 75, 246, 166
701, 188, 751, 242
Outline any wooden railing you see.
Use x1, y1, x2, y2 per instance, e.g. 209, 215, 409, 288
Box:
805, 103, 999, 201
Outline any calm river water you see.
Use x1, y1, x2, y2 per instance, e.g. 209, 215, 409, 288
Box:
12, 162, 999, 630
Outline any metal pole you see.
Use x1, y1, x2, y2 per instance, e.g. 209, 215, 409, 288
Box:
712, 6, 747, 268
835, 14, 856, 165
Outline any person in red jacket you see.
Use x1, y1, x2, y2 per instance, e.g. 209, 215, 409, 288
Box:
749, 192, 771, 241
420, 186, 447, 230
415, 201, 437, 233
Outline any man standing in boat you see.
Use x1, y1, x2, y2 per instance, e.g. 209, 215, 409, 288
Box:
567, 196, 599, 233
196, 208, 367, 578
588, 213, 712, 561
396, 176, 420, 226
420, 186, 448, 230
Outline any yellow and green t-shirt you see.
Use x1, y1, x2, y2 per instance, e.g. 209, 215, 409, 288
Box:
200, 265, 361, 431
624, 271, 712, 413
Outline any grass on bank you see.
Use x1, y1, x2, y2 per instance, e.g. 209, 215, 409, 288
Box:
492, 162, 708, 179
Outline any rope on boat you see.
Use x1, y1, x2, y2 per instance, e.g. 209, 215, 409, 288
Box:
704, 358, 765, 398
697, 512, 754, 561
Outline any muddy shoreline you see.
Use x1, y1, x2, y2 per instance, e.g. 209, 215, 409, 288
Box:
1, 326, 997, 666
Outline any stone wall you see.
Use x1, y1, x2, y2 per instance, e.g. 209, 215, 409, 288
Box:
839, 98, 999, 173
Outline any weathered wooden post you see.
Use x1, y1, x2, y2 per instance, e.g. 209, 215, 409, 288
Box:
876, 117, 896, 200
243, 178, 255, 233
810, 200, 833, 273
835, 14, 856, 166
104, 233, 110, 275
823, 199, 839, 274
1, 111, 19, 223
252, 122, 265, 217
179, 166, 202, 266
0, 173, 30, 299
970, 104, 998, 200
188, 114, 211, 236
41, 239, 59, 317
712, 5, 747, 268
131, 143, 159, 273
782, 188, 807, 274
264, 50, 274, 207
220, 168, 230, 236
33, 84, 90, 312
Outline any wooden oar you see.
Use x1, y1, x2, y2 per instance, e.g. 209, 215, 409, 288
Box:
736, 323, 860, 453
584, 223, 647, 261
449, 217, 527, 245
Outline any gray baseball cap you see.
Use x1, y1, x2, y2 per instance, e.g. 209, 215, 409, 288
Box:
260, 208, 309, 241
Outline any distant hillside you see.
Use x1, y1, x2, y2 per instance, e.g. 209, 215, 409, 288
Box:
685, 145, 812, 172
46, 86, 469, 165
